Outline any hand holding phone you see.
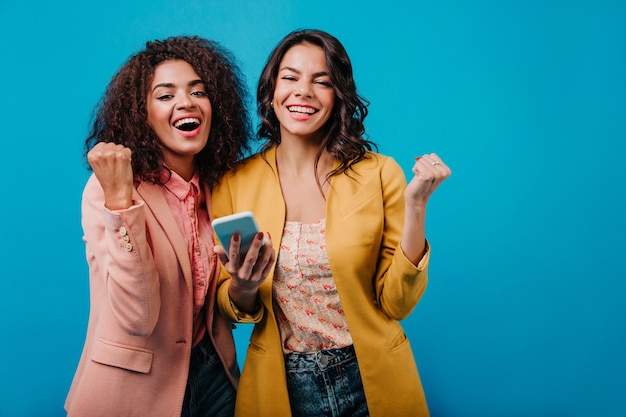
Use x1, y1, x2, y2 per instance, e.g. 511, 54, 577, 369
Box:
211, 211, 262, 258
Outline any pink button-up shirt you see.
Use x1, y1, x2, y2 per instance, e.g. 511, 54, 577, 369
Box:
161, 170, 216, 318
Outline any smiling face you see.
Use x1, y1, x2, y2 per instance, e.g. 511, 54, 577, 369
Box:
272, 43, 335, 143
146, 59, 212, 179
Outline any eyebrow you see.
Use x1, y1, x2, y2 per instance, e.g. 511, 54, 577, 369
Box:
151, 79, 204, 92
279, 66, 329, 78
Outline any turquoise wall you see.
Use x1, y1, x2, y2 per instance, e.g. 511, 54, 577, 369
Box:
1, 1, 624, 416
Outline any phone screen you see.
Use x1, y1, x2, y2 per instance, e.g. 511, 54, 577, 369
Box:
211, 211, 261, 257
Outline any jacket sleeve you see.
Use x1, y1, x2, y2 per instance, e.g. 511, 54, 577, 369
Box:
211, 174, 264, 324
82, 175, 161, 336
374, 157, 430, 321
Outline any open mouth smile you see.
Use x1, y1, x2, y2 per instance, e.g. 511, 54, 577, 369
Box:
174, 117, 201, 131
287, 105, 317, 115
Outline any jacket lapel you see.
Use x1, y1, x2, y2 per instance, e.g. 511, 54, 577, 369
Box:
262, 147, 291, 241
135, 181, 193, 291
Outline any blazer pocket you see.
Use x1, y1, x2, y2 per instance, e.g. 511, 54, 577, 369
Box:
390, 331, 409, 352
91, 338, 154, 374
247, 339, 267, 355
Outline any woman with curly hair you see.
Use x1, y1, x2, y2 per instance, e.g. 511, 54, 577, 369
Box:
211, 29, 451, 416
65, 36, 275, 417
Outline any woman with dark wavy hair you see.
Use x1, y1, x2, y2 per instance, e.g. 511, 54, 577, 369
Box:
65, 36, 275, 417
212, 29, 451, 416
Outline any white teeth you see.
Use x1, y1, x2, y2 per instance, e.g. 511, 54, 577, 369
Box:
174, 117, 200, 128
287, 106, 316, 114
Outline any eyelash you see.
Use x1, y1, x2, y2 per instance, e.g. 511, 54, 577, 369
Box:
156, 91, 207, 100
280, 76, 333, 87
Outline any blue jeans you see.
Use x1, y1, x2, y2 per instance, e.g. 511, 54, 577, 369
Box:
285, 345, 370, 417
181, 334, 237, 417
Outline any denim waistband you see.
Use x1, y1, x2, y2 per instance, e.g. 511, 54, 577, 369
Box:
284, 345, 356, 370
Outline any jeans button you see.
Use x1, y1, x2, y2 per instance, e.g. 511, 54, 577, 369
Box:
320, 355, 329, 365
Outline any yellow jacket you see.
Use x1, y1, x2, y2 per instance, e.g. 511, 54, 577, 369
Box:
212, 147, 430, 417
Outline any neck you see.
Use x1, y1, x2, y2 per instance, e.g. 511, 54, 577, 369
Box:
165, 158, 196, 182
275, 141, 333, 177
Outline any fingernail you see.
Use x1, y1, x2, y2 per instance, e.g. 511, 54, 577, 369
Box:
257, 232, 264, 240
233, 233, 240, 242
267, 232, 271, 240
414, 157, 422, 161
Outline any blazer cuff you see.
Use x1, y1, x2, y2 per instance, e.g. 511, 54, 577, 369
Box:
399, 239, 430, 271
229, 298, 263, 323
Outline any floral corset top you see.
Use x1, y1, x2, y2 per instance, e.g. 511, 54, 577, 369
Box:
273, 219, 353, 353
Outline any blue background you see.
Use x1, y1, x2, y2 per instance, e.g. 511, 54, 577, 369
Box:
1, 1, 624, 416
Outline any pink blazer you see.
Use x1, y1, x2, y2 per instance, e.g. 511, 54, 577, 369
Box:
65, 174, 238, 417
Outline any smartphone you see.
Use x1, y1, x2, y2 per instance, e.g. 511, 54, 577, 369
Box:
211, 211, 262, 258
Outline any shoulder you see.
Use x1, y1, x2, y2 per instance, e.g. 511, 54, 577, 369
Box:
213, 150, 273, 195
222, 150, 273, 181
236, 150, 272, 173
239, 151, 269, 169
348, 151, 403, 178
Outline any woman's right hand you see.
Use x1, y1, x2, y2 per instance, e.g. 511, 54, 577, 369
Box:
215, 232, 276, 314
87, 142, 134, 210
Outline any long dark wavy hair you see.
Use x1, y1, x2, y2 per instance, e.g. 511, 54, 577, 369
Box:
257, 29, 377, 179
84, 36, 252, 186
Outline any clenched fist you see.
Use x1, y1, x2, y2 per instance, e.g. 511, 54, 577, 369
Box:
406, 153, 451, 207
87, 142, 134, 210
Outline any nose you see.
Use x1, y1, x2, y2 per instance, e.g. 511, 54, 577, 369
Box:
176, 94, 196, 109
294, 81, 312, 98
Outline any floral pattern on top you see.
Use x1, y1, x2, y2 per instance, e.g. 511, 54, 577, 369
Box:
273, 219, 353, 353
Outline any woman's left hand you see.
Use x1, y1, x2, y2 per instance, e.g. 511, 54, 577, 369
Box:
406, 153, 451, 207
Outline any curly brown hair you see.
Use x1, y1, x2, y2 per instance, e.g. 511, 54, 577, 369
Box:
84, 36, 252, 186
257, 29, 377, 178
